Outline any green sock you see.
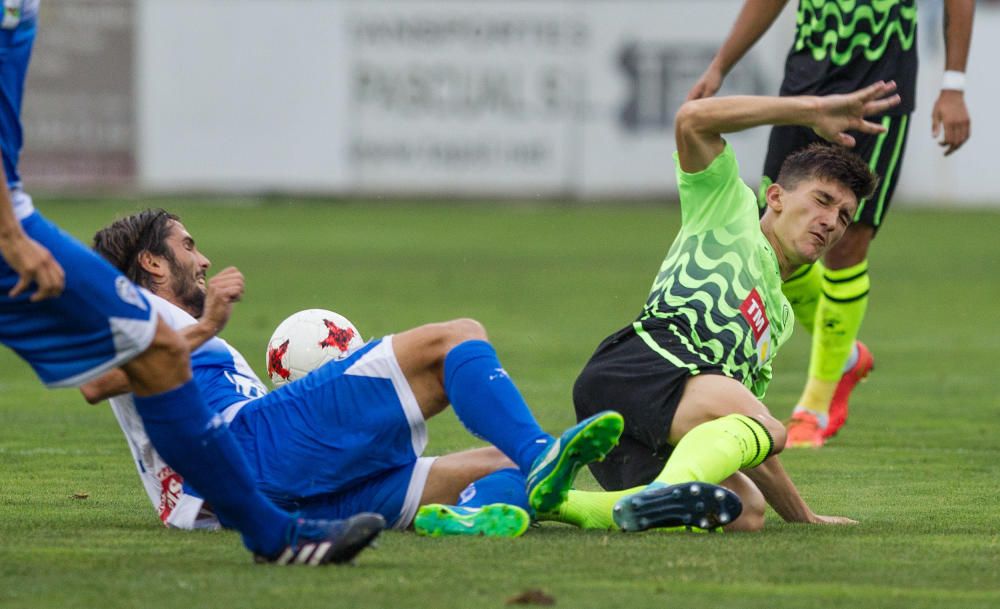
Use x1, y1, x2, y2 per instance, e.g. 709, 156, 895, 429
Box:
809, 260, 870, 383
653, 414, 773, 486
782, 262, 823, 334
550, 415, 774, 530
549, 488, 639, 530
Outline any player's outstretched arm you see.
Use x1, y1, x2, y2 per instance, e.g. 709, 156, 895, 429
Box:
744, 455, 858, 525
0, 164, 64, 301
687, 0, 789, 101
675, 81, 901, 173
932, 0, 975, 156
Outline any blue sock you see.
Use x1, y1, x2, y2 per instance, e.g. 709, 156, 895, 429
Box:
444, 340, 552, 474
134, 379, 288, 557
457, 468, 530, 512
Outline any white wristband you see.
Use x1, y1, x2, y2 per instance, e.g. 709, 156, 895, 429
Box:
942, 70, 966, 92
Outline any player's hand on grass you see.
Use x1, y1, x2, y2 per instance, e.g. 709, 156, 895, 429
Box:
810, 80, 901, 148
810, 514, 859, 526
686, 65, 724, 101
201, 266, 244, 336
0, 230, 64, 301
932, 90, 970, 156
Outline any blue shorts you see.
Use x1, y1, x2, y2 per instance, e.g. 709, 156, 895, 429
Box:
0, 212, 158, 387
284, 456, 436, 529
229, 335, 431, 528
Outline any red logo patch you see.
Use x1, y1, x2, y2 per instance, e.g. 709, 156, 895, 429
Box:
157, 466, 183, 524
267, 339, 291, 380
739, 288, 770, 342
319, 319, 356, 352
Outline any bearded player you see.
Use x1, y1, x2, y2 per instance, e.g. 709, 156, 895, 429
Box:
81, 209, 625, 537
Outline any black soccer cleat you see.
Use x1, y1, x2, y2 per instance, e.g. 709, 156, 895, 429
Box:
612, 482, 742, 533
255, 512, 386, 566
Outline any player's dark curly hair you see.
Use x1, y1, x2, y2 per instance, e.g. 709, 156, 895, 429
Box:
92, 208, 180, 289
776, 143, 879, 204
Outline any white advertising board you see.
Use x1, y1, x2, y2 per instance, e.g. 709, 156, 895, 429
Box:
574, 1, 791, 197
345, 1, 583, 195
135, 0, 997, 205
138, 0, 351, 191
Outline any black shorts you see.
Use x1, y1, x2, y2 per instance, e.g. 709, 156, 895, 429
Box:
572, 323, 723, 491
760, 114, 911, 232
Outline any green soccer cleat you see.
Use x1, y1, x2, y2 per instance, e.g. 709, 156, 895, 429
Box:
413, 503, 531, 538
613, 482, 742, 533
526, 410, 624, 514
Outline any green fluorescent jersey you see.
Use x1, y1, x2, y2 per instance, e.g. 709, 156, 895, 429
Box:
637, 144, 793, 398
782, 0, 918, 114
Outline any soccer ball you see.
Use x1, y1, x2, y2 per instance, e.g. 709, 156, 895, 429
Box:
265, 309, 364, 387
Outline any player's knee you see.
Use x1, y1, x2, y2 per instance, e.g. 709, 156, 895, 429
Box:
407, 318, 489, 368
732, 502, 766, 532
124, 324, 192, 394
762, 414, 787, 454
434, 318, 488, 354
446, 318, 488, 343
137, 325, 191, 379
147, 325, 189, 366
721, 473, 767, 533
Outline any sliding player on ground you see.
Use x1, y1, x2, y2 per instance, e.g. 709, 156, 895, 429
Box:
558, 83, 898, 532
83, 209, 624, 537
687, 0, 975, 447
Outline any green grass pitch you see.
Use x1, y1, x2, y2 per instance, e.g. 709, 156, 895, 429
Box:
1, 199, 998, 609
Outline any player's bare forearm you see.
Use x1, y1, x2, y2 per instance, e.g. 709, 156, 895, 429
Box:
712, 0, 788, 76
943, 0, 974, 72
743, 455, 819, 523
675, 95, 817, 172
676, 83, 899, 173
0, 163, 65, 300
933, 1, 974, 155
687, 0, 788, 100
80, 369, 131, 404
181, 320, 223, 350
0, 166, 22, 243
194, 266, 244, 340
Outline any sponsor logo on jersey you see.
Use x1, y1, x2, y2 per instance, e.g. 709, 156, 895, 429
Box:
115, 276, 148, 311
739, 288, 773, 365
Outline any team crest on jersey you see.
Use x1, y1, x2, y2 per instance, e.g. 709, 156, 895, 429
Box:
739, 288, 773, 365
115, 276, 148, 311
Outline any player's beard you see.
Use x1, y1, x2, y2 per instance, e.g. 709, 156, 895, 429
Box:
168, 258, 206, 317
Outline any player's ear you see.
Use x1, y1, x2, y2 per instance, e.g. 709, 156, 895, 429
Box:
764, 183, 785, 213
137, 250, 165, 277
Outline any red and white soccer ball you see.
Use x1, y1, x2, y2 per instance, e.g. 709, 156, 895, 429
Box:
265, 309, 364, 387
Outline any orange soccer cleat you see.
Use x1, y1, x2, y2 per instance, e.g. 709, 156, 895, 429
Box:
786, 409, 825, 448
823, 341, 874, 439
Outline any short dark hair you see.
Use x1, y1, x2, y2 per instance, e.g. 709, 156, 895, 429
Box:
93, 208, 180, 289
776, 143, 879, 204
